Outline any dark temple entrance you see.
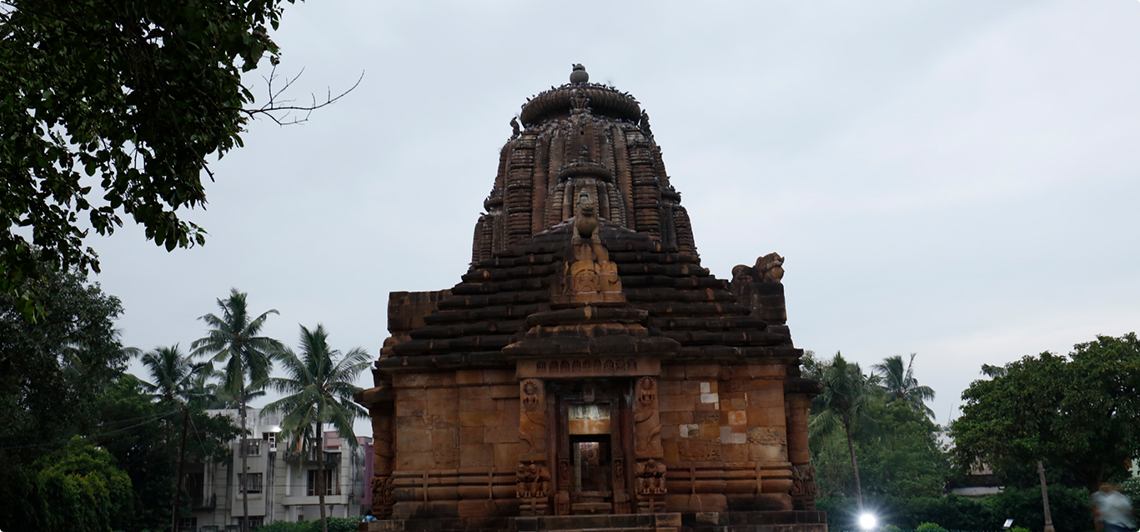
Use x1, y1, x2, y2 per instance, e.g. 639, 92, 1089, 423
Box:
552, 381, 633, 515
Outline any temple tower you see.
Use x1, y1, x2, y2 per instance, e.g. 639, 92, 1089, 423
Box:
357, 66, 825, 532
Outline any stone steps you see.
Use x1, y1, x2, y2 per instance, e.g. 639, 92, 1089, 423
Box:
510, 513, 681, 532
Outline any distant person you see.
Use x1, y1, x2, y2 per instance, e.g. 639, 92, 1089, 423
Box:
1092, 483, 1135, 532
362, 509, 378, 522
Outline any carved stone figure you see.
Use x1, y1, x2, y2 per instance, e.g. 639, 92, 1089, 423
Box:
637, 375, 656, 406
574, 189, 599, 241
634, 376, 662, 459
635, 459, 667, 495
516, 461, 551, 498
756, 252, 785, 282
732, 252, 785, 284
552, 189, 625, 307
371, 475, 395, 517
510, 116, 521, 138
790, 465, 818, 498
521, 379, 541, 412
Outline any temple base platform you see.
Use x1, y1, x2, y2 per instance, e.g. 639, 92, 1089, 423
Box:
360, 511, 827, 532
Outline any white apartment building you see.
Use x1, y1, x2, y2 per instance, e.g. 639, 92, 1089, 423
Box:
178, 408, 374, 532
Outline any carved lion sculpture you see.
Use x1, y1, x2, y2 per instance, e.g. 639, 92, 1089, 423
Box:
755, 252, 784, 282
732, 252, 785, 284
574, 189, 599, 240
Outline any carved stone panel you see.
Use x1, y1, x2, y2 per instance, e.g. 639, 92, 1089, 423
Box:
517, 356, 659, 379
633, 376, 663, 460
790, 465, 818, 510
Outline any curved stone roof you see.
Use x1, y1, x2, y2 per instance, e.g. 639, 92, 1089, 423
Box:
519, 83, 642, 125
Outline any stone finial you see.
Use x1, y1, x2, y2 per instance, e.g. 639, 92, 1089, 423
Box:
570, 63, 589, 84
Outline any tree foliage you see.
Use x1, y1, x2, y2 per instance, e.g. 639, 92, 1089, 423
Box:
0, 261, 128, 460
191, 288, 282, 532
0, 264, 240, 532
952, 334, 1140, 492
873, 353, 936, 419
264, 324, 369, 532
30, 436, 133, 532
0, 0, 355, 317
810, 352, 882, 510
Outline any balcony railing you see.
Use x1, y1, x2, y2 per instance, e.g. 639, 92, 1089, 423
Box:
282, 449, 340, 466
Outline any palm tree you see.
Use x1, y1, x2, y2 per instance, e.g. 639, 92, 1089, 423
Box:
809, 352, 880, 511
872, 353, 936, 420
139, 344, 213, 532
190, 289, 282, 532
263, 324, 370, 532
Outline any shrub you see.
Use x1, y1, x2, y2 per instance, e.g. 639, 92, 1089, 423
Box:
981, 485, 1092, 532
916, 522, 946, 531
254, 517, 362, 532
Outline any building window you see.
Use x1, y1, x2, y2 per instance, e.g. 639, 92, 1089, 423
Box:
177, 517, 197, 532
306, 469, 337, 496
243, 438, 262, 456
185, 469, 205, 504
263, 431, 277, 452
238, 516, 264, 528
239, 473, 263, 494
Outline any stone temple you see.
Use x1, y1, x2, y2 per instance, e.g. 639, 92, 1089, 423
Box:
355, 65, 826, 532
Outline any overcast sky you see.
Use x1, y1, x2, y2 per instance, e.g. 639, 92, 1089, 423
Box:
99, 1, 1140, 436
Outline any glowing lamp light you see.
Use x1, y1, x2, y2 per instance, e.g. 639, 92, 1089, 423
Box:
859, 513, 878, 530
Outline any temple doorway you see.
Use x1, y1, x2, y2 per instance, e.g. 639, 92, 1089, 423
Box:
552, 381, 633, 515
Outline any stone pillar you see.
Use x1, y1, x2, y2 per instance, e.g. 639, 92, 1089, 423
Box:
517, 378, 550, 516
634, 376, 666, 513
785, 377, 821, 510
354, 385, 395, 517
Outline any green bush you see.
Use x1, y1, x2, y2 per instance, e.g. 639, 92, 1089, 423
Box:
980, 485, 1092, 532
1009, 526, 1030, 532
254, 517, 361, 532
916, 523, 945, 531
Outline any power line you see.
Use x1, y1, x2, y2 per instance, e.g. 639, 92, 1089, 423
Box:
0, 409, 179, 451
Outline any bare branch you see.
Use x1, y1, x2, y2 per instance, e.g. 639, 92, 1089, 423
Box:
233, 67, 364, 126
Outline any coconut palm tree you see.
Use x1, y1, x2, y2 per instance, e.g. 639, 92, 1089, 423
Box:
262, 324, 370, 532
872, 353, 936, 420
809, 352, 880, 511
190, 289, 282, 532
139, 344, 216, 532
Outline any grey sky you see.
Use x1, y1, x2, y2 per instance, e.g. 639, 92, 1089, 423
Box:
102, 1, 1140, 435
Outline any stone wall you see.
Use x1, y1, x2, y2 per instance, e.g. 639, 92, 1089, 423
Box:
390, 369, 522, 519
658, 363, 793, 513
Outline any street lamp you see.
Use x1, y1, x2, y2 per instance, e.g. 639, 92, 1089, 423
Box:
859, 513, 877, 531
